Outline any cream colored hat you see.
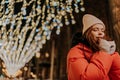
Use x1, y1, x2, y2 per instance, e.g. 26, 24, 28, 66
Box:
82, 14, 105, 34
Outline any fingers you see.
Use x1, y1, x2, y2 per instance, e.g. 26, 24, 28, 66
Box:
99, 39, 111, 53
99, 39, 116, 54
108, 41, 116, 54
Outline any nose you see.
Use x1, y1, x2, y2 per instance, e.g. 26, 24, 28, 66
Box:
98, 31, 104, 37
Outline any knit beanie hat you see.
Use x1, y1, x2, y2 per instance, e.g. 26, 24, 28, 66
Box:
82, 14, 105, 34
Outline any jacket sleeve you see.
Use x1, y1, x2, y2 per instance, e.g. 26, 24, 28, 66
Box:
67, 50, 113, 80
109, 52, 120, 80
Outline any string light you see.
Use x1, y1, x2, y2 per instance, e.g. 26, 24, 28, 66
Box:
0, 0, 85, 77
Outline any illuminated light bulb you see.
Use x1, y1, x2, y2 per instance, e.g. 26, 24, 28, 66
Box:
51, 14, 55, 18
77, 0, 81, 2
32, 74, 37, 78
30, 72, 33, 75
24, 67, 28, 71
41, 39, 46, 44
59, 23, 63, 27
61, 11, 66, 16
47, 36, 50, 40
80, 7, 85, 12
43, 31, 48, 36
75, 8, 79, 13
80, 1, 84, 5
56, 30, 60, 35
36, 52, 41, 58
71, 20, 76, 24
45, 52, 49, 58
65, 21, 70, 25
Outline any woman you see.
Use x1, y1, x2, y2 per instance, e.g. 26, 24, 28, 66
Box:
67, 14, 120, 80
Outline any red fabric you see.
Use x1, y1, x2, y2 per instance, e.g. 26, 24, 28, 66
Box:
67, 43, 120, 80
108, 52, 120, 80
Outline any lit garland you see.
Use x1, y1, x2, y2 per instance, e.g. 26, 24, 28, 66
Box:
0, 0, 85, 77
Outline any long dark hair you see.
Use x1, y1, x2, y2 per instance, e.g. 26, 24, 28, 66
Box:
71, 32, 83, 47
71, 29, 100, 52
83, 28, 100, 52
71, 32, 89, 48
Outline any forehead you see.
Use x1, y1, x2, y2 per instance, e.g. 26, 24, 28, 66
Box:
92, 23, 105, 29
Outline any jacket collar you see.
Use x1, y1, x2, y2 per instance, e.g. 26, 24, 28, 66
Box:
77, 43, 93, 62
76, 43, 92, 53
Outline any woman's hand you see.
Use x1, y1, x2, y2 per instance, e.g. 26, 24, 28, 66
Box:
99, 39, 116, 54
99, 39, 110, 53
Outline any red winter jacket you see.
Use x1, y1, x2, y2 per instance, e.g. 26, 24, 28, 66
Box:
67, 43, 120, 80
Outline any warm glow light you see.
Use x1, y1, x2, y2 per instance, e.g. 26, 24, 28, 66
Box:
0, 0, 85, 77
24, 67, 28, 71
36, 52, 41, 58
45, 52, 49, 58
30, 72, 33, 75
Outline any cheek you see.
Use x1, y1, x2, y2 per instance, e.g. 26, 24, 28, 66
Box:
91, 32, 99, 41
91, 32, 98, 38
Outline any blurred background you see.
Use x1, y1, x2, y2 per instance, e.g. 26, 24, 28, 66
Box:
0, 0, 120, 80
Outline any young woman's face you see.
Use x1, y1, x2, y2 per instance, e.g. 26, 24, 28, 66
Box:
91, 24, 105, 42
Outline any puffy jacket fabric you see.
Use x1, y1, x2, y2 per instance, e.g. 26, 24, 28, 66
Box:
67, 43, 120, 80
